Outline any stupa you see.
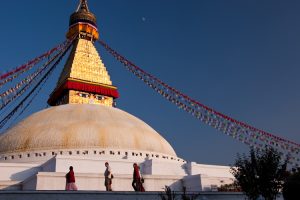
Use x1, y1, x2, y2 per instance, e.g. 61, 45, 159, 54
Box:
0, 0, 234, 191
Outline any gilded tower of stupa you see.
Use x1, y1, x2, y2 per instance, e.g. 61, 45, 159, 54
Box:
48, 0, 119, 107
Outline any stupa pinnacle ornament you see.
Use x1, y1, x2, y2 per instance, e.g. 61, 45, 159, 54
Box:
76, 0, 89, 12
48, 0, 119, 106
67, 0, 98, 41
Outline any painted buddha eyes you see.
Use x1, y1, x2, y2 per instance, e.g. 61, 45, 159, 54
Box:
78, 92, 104, 100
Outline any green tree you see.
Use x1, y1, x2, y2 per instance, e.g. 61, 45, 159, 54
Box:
282, 168, 300, 200
231, 147, 287, 200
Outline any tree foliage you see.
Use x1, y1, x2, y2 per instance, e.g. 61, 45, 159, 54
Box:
231, 147, 288, 200
282, 168, 300, 200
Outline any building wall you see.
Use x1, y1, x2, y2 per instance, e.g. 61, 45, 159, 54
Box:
184, 162, 234, 191
0, 181, 21, 191
200, 175, 234, 191
0, 148, 185, 164
0, 156, 234, 191
0, 163, 40, 181
183, 175, 202, 191
53, 156, 138, 174
23, 172, 184, 191
188, 162, 234, 178
143, 159, 187, 175
43, 155, 185, 176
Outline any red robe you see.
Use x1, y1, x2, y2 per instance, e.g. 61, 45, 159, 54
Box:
66, 170, 75, 183
133, 165, 140, 180
133, 165, 145, 192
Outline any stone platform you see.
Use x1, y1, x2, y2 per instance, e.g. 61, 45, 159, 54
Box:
0, 191, 245, 200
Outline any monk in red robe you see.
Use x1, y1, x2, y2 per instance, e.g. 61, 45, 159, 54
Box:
132, 163, 145, 192
65, 166, 78, 191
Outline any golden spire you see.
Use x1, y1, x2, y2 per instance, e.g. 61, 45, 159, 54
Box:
48, 0, 118, 107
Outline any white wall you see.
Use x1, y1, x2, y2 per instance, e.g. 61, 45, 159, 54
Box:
0, 156, 235, 192
25, 172, 184, 191
41, 157, 56, 172
0, 148, 185, 164
188, 162, 234, 178
145, 159, 187, 176
0, 181, 21, 190
200, 175, 234, 191
49, 155, 186, 176
184, 162, 234, 191
183, 175, 202, 191
22, 175, 37, 190
54, 156, 136, 174
0, 163, 40, 181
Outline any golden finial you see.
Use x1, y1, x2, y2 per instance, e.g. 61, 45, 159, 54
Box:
67, 0, 99, 40
76, 0, 89, 12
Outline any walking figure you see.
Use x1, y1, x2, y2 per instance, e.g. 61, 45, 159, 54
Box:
65, 166, 78, 191
132, 163, 145, 192
104, 162, 113, 191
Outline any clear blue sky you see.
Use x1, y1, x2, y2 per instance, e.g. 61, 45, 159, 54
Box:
0, 0, 300, 166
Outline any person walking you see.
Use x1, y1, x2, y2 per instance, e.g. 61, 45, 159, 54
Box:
65, 166, 78, 191
132, 163, 145, 192
104, 162, 113, 191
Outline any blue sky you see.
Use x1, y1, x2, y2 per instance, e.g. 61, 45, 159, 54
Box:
0, 0, 300, 165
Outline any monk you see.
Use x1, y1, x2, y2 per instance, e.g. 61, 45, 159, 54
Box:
132, 163, 145, 192
65, 166, 78, 191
